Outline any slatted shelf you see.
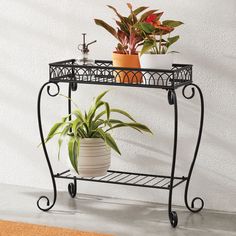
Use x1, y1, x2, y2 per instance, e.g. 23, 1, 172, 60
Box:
55, 170, 187, 190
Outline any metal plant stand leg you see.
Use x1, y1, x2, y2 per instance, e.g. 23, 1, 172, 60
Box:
167, 90, 179, 227
37, 82, 60, 211
183, 84, 205, 212
67, 83, 78, 198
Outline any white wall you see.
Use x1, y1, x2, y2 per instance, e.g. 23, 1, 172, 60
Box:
0, 0, 235, 212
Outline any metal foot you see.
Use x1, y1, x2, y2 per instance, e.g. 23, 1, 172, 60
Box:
68, 177, 77, 198
169, 211, 178, 228
37, 194, 57, 212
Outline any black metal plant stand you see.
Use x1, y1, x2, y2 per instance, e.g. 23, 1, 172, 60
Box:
37, 59, 204, 228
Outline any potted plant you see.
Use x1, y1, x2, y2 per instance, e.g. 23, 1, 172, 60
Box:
44, 91, 152, 177
94, 3, 151, 83
138, 13, 183, 70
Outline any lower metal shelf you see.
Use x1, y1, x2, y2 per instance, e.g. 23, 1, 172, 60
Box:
55, 170, 187, 190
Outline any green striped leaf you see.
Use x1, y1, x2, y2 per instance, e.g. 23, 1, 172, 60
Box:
97, 128, 121, 155
73, 109, 84, 122
45, 122, 64, 143
68, 137, 79, 173
94, 108, 136, 122
110, 109, 136, 122
95, 90, 109, 104
58, 124, 71, 160
106, 122, 152, 134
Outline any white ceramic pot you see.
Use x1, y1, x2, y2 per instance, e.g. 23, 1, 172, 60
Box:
139, 53, 173, 70
139, 54, 173, 85
70, 138, 111, 177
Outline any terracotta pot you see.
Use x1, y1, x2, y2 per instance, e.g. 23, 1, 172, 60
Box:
112, 52, 142, 83
68, 138, 111, 177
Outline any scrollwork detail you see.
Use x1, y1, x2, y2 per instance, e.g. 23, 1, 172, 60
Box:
46, 82, 60, 97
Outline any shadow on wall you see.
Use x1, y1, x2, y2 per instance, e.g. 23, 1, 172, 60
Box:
119, 138, 171, 158
117, 138, 172, 172
183, 48, 236, 85
118, 86, 236, 159
115, 87, 236, 187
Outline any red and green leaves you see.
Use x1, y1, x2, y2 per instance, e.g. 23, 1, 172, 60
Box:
94, 4, 183, 55
139, 22, 155, 34
94, 19, 117, 39
94, 4, 159, 54
139, 17, 183, 54
140, 38, 156, 55
132, 6, 149, 16
140, 35, 180, 55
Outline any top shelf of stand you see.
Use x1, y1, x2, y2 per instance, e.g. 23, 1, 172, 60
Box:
49, 59, 192, 89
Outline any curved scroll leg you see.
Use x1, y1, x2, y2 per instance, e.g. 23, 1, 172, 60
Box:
182, 84, 205, 213
37, 82, 60, 211
68, 177, 77, 198
167, 90, 179, 227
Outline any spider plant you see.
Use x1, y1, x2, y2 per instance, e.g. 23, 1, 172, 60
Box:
44, 90, 152, 173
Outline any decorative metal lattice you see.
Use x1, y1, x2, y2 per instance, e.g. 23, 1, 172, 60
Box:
49, 59, 192, 89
